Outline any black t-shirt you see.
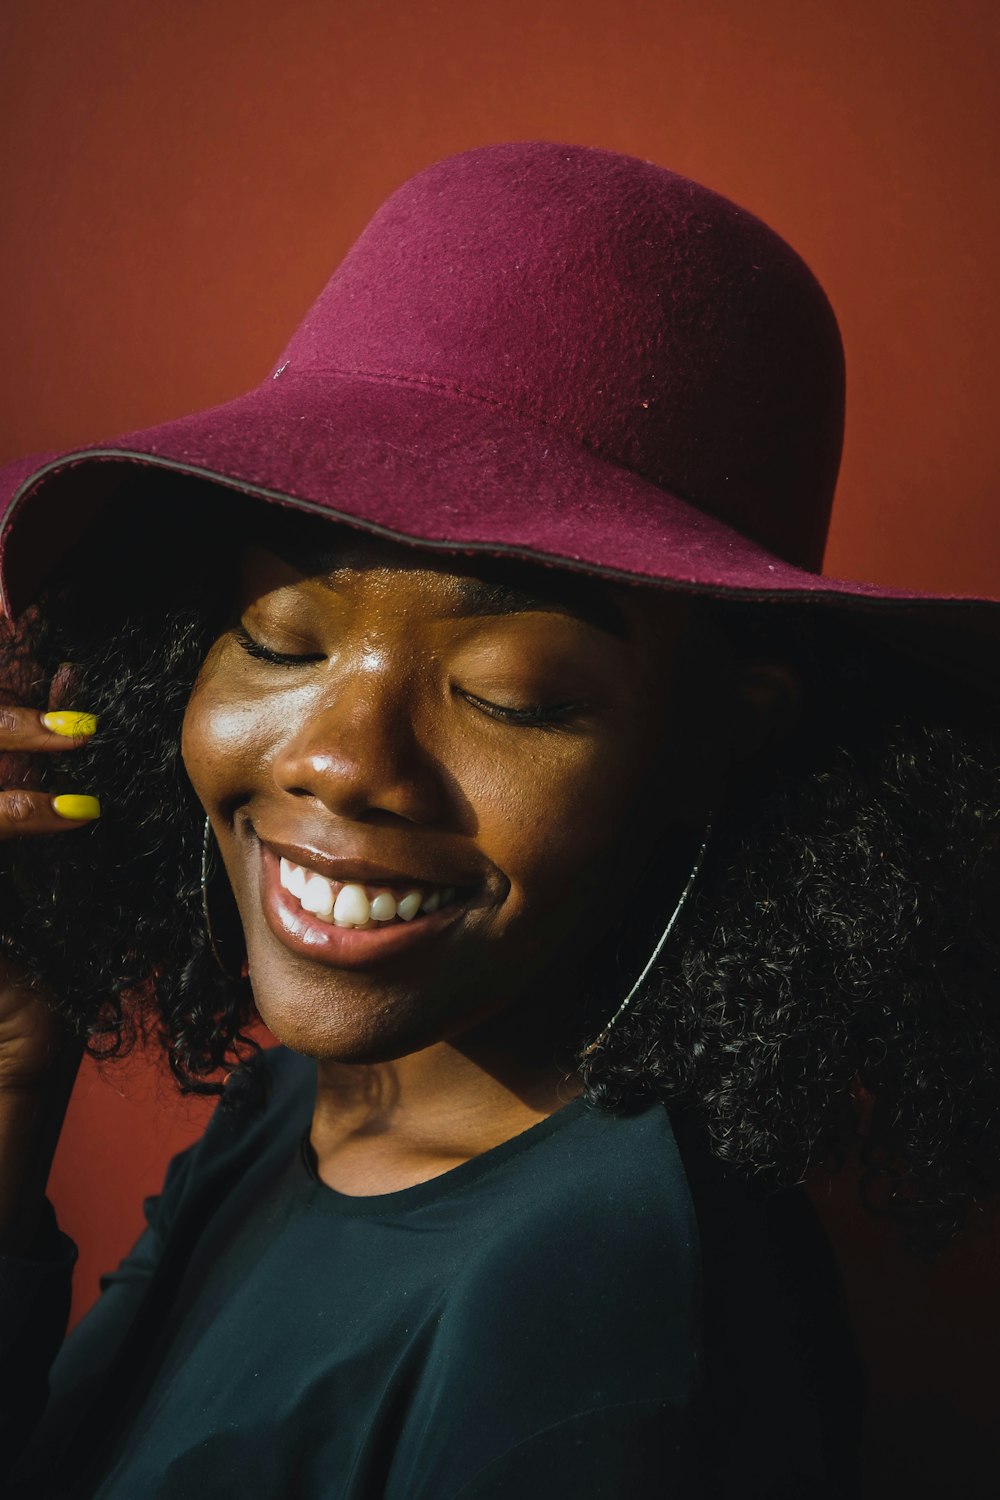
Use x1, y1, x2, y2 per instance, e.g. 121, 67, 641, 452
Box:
1, 1045, 865, 1497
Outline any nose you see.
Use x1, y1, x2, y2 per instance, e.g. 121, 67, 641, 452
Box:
269, 665, 446, 826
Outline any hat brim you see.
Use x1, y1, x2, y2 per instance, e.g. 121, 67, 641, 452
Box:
2, 371, 998, 697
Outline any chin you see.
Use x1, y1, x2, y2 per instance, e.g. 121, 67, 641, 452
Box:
243, 919, 511, 1064
247, 971, 455, 1067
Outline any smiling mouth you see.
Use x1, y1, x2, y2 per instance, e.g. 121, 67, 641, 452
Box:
257, 840, 474, 969
278, 857, 459, 929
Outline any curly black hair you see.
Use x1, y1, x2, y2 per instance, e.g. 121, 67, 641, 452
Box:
1, 470, 997, 1257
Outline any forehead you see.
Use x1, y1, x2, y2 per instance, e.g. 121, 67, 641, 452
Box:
243, 507, 687, 642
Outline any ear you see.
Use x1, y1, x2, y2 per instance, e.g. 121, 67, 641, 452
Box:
727, 657, 803, 762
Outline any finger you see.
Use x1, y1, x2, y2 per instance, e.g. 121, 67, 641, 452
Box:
0, 707, 98, 752
0, 789, 101, 840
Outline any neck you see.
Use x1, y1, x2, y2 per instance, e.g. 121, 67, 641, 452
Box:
309, 1000, 583, 1194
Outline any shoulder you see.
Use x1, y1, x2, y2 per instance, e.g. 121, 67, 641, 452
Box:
145, 1043, 314, 1233
391, 1097, 704, 1498
435, 1097, 701, 1413
467, 1095, 699, 1285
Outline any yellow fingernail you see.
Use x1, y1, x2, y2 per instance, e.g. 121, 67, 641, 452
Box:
52, 794, 101, 821
43, 711, 98, 738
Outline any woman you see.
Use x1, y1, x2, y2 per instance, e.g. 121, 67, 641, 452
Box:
0, 141, 996, 1498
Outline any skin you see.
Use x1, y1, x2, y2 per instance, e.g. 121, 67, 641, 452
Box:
180, 529, 801, 1195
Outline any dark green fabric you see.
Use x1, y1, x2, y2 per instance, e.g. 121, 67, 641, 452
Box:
2, 1044, 865, 1497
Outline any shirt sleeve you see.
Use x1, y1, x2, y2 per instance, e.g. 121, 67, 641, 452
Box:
3, 1137, 201, 1495
0, 1196, 79, 1486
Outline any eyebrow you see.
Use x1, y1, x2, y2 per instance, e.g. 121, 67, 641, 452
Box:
448, 575, 631, 639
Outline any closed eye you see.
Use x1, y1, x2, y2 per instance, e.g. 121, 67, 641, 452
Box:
234, 624, 325, 666
457, 689, 583, 729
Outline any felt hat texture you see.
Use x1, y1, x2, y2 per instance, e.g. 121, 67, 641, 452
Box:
0, 140, 996, 695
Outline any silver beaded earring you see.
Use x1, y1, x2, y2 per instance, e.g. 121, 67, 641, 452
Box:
201, 814, 248, 982
579, 817, 713, 1060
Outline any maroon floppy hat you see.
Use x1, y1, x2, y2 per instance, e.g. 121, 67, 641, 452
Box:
1, 140, 997, 696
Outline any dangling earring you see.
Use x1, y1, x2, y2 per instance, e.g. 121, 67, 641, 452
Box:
578, 816, 713, 1060
201, 814, 249, 982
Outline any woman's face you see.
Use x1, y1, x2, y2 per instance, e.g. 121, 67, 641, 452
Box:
181, 522, 758, 1065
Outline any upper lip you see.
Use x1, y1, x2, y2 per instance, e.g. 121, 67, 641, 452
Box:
259, 834, 473, 891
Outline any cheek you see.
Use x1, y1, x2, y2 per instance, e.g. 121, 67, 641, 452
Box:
460, 733, 661, 912
180, 660, 271, 804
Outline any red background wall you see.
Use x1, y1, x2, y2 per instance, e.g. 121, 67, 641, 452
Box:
2, 2, 997, 1493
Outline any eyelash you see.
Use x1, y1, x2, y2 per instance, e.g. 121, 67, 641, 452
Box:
459, 693, 581, 729
233, 626, 580, 729
234, 625, 325, 667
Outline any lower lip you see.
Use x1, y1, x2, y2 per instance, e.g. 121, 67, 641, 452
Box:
258, 841, 469, 970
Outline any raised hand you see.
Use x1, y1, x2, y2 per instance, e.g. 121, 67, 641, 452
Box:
0, 705, 99, 1093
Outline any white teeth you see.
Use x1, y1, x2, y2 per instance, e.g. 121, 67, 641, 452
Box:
279, 857, 308, 900
332, 883, 371, 927
370, 891, 398, 923
300, 873, 335, 918
278, 856, 455, 928
396, 891, 422, 922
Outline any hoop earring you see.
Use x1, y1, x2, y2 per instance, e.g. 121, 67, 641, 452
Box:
201, 814, 249, 982
578, 816, 713, 1060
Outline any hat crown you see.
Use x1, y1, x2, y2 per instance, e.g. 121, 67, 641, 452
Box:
278, 141, 845, 572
